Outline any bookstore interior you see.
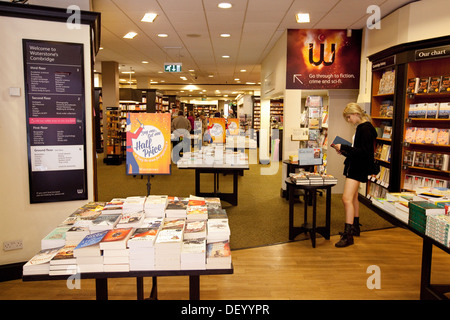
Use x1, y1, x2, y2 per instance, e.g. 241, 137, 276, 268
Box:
1, 0, 450, 305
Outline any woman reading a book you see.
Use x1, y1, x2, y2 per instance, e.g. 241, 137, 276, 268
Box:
332, 103, 378, 247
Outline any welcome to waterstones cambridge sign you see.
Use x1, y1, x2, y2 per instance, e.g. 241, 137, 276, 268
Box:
23, 39, 87, 204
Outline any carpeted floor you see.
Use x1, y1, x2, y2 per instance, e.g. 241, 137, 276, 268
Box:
96, 153, 393, 249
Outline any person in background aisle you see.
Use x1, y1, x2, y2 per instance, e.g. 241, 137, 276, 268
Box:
198, 111, 210, 145
187, 111, 195, 134
171, 110, 191, 133
171, 111, 191, 158
331, 102, 378, 248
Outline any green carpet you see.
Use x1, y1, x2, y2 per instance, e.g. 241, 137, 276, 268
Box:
96, 154, 393, 249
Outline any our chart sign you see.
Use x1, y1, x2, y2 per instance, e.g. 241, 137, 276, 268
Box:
286, 29, 362, 90
126, 113, 171, 175
23, 39, 87, 203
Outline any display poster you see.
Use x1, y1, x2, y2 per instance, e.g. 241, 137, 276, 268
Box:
298, 148, 323, 165
126, 112, 171, 175
286, 29, 361, 90
208, 118, 226, 143
226, 118, 240, 136
23, 39, 87, 203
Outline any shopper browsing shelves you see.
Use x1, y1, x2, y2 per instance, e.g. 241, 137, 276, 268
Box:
331, 103, 378, 247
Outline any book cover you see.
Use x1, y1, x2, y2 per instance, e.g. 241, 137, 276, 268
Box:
74, 230, 108, 250
416, 103, 427, 118
29, 247, 62, 266
413, 128, 426, 143
101, 228, 132, 243
331, 136, 351, 147
206, 240, 231, 258
424, 127, 437, 144
128, 227, 159, 247
50, 244, 77, 264
417, 77, 429, 93
436, 129, 450, 145
426, 102, 439, 119
305, 95, 323, 107
404, 127, 417, 143
382, 126, 392, 139
438, 102, 450, 118
298, 148, 322, 166
91, 213, 121, 226
407, 77, 419, 94
439, 76, 450, 93
408, 104, 417, 118
428, 76, 441, 93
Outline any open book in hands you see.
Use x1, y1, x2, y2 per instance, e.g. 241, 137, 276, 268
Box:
330, 136, 351, 153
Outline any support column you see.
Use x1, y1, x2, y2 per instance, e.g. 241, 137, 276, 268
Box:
101, 61, 120, 140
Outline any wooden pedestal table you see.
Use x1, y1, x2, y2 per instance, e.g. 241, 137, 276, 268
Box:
285, 178, 335, 248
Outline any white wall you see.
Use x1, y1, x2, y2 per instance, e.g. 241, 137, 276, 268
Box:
0, 16, 95, 265
360, 0, 450, 104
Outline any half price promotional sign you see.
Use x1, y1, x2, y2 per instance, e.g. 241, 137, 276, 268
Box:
126, 113, 171, 175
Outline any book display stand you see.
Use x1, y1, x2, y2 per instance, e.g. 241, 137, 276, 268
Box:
365, 36, 450, 300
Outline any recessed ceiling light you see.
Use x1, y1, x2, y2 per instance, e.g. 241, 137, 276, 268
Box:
208, 75, 214, 78
123, 32, 137, 39
99, 47, 103, 50
240, 69, 247, 72
222, 55, 230, 58
218, 3, 232, 9
295, 13, 310, 23
141, 13, 158, 23
220, 33, 231, 38
234, 78, 240, 81
158, 34, 168, 38
180, 76, 187, 80
121, 70, 135, 74
142, 61, 149, 64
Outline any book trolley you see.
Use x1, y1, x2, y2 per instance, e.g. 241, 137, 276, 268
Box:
364, 36, 450, 300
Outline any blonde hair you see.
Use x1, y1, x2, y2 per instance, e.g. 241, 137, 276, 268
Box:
343, 102, 372, 123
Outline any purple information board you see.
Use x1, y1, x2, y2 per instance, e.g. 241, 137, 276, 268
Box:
23, 39, 87, 203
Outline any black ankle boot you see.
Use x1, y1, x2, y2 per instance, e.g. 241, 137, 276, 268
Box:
335, 223, 354, 248
352, 217, 361, 237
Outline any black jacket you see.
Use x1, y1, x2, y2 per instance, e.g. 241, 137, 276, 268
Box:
340, 121, 378, 182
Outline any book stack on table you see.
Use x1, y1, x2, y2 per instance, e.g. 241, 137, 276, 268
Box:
23, 196, 232, 276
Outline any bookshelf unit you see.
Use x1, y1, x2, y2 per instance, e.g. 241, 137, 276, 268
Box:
366, 36, 450, 200
367, 63, 397, 199
270, 99, 284, 126
402, 57, 450, 192
103, 107, 122, 165
252, 96, 260, 129
365, 36, 450, 301
94, 88, 103, 153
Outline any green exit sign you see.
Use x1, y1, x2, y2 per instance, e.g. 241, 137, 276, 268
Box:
164, 63, 182, 72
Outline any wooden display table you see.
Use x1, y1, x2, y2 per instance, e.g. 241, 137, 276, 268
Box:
23, 266, 233, 300
282, 160, 316, 200
285, 178, 335, 248
179, 165, 249, 206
